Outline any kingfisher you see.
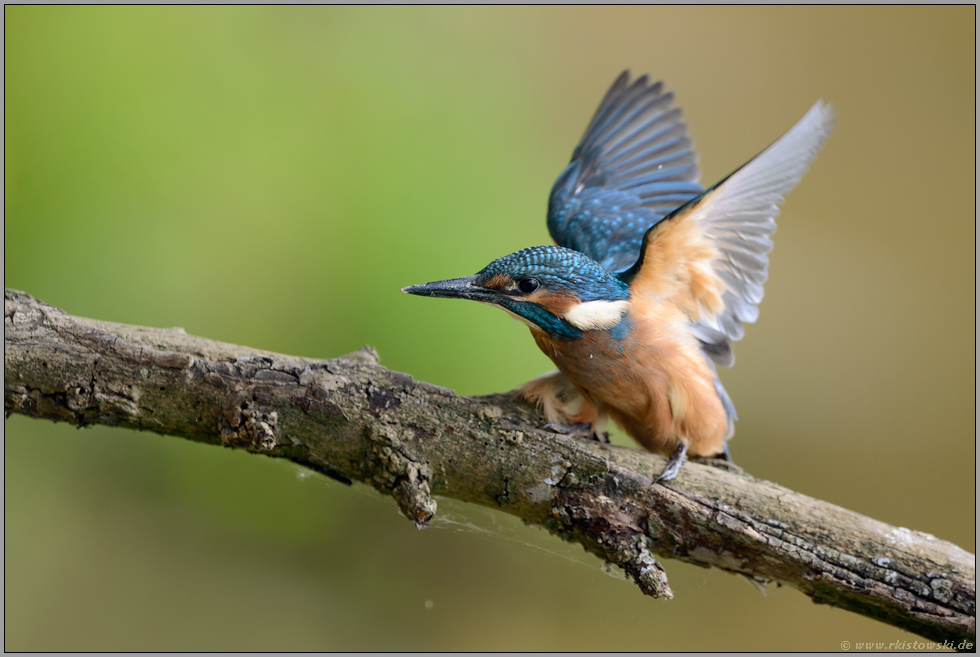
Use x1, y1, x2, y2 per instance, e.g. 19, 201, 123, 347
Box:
403, 72, 834, 482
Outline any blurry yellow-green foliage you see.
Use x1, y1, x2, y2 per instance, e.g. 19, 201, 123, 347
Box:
4, 6, 974, 651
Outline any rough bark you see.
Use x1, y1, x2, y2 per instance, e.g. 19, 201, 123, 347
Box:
4, 288, 975, 646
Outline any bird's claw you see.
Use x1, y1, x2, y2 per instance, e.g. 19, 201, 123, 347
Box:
695, 456, 743, 475
654, 442, 688, 484
694, 443, 741, 474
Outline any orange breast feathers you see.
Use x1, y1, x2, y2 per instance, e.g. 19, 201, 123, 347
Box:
523, 302, 731, 459
623, 294, 732, 457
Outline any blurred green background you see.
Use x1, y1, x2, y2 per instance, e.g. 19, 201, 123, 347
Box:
4, 6, 974, 651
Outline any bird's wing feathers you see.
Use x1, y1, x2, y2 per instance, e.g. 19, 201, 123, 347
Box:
625, 101, 836, 366
547, 72, 704, 273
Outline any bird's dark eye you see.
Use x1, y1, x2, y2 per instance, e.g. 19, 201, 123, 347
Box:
518, 278, 539, 294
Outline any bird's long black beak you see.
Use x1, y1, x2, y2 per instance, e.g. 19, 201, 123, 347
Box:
401, 275, 502, 303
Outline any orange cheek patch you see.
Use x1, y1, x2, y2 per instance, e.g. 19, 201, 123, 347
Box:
528, 290, 580, 315
483, 274, 512, 289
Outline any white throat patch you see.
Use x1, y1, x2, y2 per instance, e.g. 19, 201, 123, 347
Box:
563, 299, 630, 331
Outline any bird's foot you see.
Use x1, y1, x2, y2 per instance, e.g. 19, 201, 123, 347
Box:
695, 457, 744, 475
693, 444, 743, 475
541, 422, 609, 443
654, 442, 688, 483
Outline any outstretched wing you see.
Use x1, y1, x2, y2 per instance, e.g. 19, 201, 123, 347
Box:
547, 72, 704, 273
623, 101, 836, 366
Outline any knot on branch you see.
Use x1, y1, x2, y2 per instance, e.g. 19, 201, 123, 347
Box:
552, 480, 674, 599
220, 401, 279, 450
367, 423, 436, 529
337, 344, 381, 366
392, 474, 437, 530
631, 537, 674, 599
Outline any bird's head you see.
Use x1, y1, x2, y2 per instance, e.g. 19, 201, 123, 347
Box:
402, 246, 631, 339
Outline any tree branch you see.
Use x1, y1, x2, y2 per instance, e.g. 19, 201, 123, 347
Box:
4, 288, 974, 646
